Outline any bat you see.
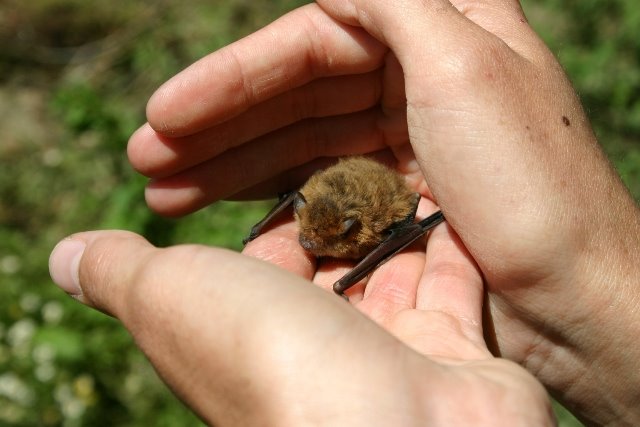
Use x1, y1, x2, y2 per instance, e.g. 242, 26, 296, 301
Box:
243, 157, 445, 297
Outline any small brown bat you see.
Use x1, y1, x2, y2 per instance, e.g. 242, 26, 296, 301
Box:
243, 157, 445, 296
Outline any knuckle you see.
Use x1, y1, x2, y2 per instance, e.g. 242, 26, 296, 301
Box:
78, 232, 144, 311
433, 36, 517, 90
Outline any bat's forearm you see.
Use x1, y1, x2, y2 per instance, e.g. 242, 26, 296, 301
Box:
333, 210, 445, 296
243, 191, 297, 244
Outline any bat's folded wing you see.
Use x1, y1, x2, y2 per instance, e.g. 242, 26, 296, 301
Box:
332, 210, 445, 296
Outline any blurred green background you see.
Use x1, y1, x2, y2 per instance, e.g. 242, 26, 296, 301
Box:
0, 0, 638, 425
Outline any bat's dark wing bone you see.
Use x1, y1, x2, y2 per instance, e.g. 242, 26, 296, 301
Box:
332, 210, 445, 296
242, 191, 297, 245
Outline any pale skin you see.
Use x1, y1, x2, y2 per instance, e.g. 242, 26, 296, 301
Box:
48, 0, 640, 426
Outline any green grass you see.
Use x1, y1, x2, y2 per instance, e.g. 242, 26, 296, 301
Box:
1, 0, 637, 425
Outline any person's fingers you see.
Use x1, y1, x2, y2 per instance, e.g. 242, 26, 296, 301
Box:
144, 109, 406, 216
380, 221, 488, 360
146, 3, 387, 137
352, 198, 437, 322
129, 71, 385, 179
415, 222, 485, 344
229, 149, 399, 201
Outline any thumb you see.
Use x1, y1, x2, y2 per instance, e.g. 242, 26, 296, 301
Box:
48, 230, 321, 321
315, 0, 539, 62
48, 230, 280, 321
49, 230, 154, 318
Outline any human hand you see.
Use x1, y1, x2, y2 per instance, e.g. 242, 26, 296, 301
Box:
49, 229, 554, 426
127, 4, 413, 213
127, 1, 640, 424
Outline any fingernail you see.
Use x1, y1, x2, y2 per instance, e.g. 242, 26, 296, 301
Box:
49, 238, 85, 296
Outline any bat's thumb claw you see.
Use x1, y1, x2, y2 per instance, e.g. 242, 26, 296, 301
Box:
242, 228, 260, 245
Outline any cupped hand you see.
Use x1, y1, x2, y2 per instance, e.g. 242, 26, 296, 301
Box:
127, 1, 640, 424
49, 229, 554, 426
128, 3, 410, 215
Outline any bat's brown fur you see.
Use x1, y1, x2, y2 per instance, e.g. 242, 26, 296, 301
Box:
294, 157, 419, 259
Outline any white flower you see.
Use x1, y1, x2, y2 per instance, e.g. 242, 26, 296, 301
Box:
7, 319, 35, 348
0, 373, 34, 406
42, 301, 64, 324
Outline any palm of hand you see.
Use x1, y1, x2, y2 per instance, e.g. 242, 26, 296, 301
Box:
241, 190, 554, 426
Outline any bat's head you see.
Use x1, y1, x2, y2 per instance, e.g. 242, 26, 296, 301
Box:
292, 192, 376, 259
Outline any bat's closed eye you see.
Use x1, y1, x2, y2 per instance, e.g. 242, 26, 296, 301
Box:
341, 218, 357, 236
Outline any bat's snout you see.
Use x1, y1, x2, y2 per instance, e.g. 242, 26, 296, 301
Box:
298, 235, 317, 252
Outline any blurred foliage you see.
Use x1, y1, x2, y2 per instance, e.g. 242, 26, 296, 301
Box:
0, 0, 637, 425
1, 1, 306, 425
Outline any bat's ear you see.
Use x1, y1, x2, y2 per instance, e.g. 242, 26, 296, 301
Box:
293, 192, 307, 213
